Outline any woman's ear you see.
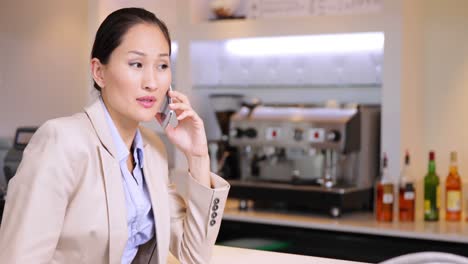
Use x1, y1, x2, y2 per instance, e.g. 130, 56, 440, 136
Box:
91, 58, 105, 89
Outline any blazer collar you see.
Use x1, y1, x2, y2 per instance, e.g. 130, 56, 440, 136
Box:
84, 98, 149, 155
84, 98, 119, 158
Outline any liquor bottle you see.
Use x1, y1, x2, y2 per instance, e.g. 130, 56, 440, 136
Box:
446, 151, 462, 221
424, 151, 440, 221
376, 153, 394, 222
399, 150, 415, 221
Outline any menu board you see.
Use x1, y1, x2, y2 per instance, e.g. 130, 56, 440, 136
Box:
247, 0, 310, 18
247, 0, 383, 19
310, 0, 382, 15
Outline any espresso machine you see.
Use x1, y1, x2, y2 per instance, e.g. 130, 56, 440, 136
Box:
228, 104, 380, 217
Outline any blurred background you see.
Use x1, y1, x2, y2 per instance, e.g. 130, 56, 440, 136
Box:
1, 0, 468, 263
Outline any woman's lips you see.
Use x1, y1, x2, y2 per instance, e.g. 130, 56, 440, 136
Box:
136, 96, 156, 109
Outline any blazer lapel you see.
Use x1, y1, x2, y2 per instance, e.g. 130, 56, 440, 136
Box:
99, 147, 128, 263
85, 99, 128, 263
84, 99, 119, 159
143, 144, 170, 264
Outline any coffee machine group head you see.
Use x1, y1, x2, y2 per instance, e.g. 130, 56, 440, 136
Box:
209, 94, 244, 140
208, 94, 244, 179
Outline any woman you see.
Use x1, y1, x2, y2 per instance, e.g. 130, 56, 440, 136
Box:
0, 7, 230, 264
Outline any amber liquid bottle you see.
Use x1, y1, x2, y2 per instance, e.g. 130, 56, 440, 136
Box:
399, 151, 415, 221
376, 153, 394, 222
446, 151, 462, 221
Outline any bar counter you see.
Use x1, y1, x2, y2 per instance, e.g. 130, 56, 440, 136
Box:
223, 199, 468, 243
168, 245, 367, 264
217, 199, 468, 263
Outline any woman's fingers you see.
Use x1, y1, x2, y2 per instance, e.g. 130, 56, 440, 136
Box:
169, 102, 200, 121
169, 102, 191, 112
169, 90, 191, 106
176, 110, 195, 121
167, 91, 202, 122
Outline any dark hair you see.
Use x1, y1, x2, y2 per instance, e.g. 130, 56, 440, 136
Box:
91, 7, 172, 92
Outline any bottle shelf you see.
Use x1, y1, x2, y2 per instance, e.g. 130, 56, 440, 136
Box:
186, 13, 385, 41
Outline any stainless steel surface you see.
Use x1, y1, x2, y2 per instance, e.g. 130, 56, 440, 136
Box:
228, 180, 371, 194
229, 105, 380, 188
229, 106, 360, 152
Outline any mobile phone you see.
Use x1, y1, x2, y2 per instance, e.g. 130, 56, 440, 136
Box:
159, 85, 178, 128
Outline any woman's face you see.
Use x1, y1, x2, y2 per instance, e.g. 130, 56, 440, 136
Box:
98, 23, 171, 124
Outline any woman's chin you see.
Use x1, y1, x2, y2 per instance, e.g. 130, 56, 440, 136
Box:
139, 114, 156, 123
133, 109, 157, 123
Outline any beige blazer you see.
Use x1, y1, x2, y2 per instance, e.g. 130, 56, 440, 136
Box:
0, 99, 230, 264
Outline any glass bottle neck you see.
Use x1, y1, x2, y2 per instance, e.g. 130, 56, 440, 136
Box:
428, 160, 436, 174
450, 163, 458, 175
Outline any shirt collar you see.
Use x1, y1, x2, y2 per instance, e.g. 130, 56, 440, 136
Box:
132, 129, 144, 169
100, 97, 144, 168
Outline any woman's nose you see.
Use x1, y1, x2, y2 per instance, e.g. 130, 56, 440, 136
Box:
143, 69, 158, 91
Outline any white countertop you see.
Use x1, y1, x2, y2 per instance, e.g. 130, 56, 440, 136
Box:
223, 199, 468, 244
168, 245, 367, 264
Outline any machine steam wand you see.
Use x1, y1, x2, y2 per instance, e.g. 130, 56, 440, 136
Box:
319, 149, 337, 188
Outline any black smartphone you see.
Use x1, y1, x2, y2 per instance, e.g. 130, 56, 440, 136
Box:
159, 85, 178, 128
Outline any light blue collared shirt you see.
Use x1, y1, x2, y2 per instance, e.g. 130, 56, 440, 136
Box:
101, 98, 156, 264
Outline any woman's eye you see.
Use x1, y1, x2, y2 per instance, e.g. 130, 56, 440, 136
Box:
129, 62, 143, 68
158, 64, 169, 71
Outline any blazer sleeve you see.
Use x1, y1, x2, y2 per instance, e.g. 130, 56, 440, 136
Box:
168, 169, 230, 264
0, 121, 77, 263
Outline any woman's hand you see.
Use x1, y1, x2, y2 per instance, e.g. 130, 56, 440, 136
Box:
155, 90, 212, 187
156, 90, 208, 157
